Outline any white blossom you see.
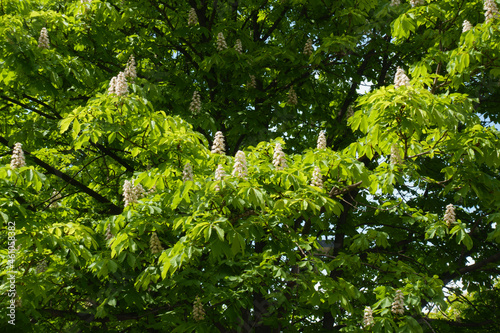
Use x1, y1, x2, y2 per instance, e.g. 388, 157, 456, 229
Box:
390, 144, 402, 165
189, 91, 201, 114
311, 166, 323, 188
183, 162, 194, 182
484, 0, 500, 23
115, 71, 128, 96
122, 179, 144, 207
188, 7, 198, 26
317, 130, 327, 149
363, 306, 374, 327
234, 39, 243, 54
462, 20, 473, 32
391, 0, 401, 6
38, 27, 50, 49
211, 131, 226, 155
303, 38, 313, 56
444, 203, 456, 227
216, 32, 227, 51
105, 223, 114, 240
288, 85, 298, 105
215, 164, 226, 191
10, 142, 26, 169
394, 66, 410, 89
108, 76, 117, 95
391, 290, 405, 315
410, 0, 425, 7
150, 232, 164, 254
232, 150, 248, 179
124, 55, 136, 82
193, 295, 205, 321
273, 143, 288, 170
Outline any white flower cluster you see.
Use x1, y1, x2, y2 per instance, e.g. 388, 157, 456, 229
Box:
11, 142, 26, 169
215, 164, 226, 191
216, 32, 227, 51
150, 232, 164, 254
124, 55, 136, 82
36, 260, 47, 273
189, 91, 201, 114
394, 66, 410, 89
311, 166, 323, 188
49, 190, 62, 208
108, 72, 128, 96
273, 143, 288, 170
391, 290, 405, 315
122, 180, 145, 207
247, 75, 257, 89
211, 131, 226, 154
410, 0, 425, 7
317, 130, 327, 149
462, 20, 473, 32
444, 203, 456, 227
390, 144, 402, 165
193, 295, 205, 321
38, 27, 50, 49
234, 39, 243, 54
288, 85, 298, 105
183, 162, 194, 182
391, 0, 401, 6
81, 0, 91, 4
188, 8, 198, 26
105, 223, 114, 240
363, 306, 374, 327
484, 0, 500, 23
303, 38, 313, 56
232, 150, 248, 179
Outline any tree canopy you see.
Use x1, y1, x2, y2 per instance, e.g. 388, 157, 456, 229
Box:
1, 0, 500, 332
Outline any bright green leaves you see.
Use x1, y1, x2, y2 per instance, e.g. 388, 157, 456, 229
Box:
392, 13, 417, 40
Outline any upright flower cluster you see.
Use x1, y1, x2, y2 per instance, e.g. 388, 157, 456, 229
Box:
317, 130, 327, 149
390, 144, 402, 165
150, 232, 164, 254
234, 39, 243, 54
105, 223, 114, 240
288, 86, 298, 105
188, 7, 198, 26
311, 167, 323, 188
391, 290, 405, 315
215, 164, 226, 191
193, 295, 205, 321
273, 143, 288, 170
247, 75, 257, 89
232, 151, 248, 179
38, 27, 50, 49
122, 180, 144, 207
189, 91, 201, 114
484, 0, 500, 23
11, 142, 26, 169
390, 0, 401, 6
303, 38, 313, 56
211, 131, 226, 154
108, 72, 128, 96
216, 32, 227, 51
124, 55, 136, 82
394, 67, 410, 89
444, 203, 456, 227
462, 20, 473, 32
410, 0, 425, 7
183, 162, 194, 182
363, 306, 374, 327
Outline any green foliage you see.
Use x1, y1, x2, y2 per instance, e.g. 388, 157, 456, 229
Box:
1, 0, 500, 332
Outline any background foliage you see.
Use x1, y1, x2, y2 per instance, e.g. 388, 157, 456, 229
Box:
1, 0, 500, 332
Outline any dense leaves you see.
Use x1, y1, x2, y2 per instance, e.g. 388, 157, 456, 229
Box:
1, 0, 500, 332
